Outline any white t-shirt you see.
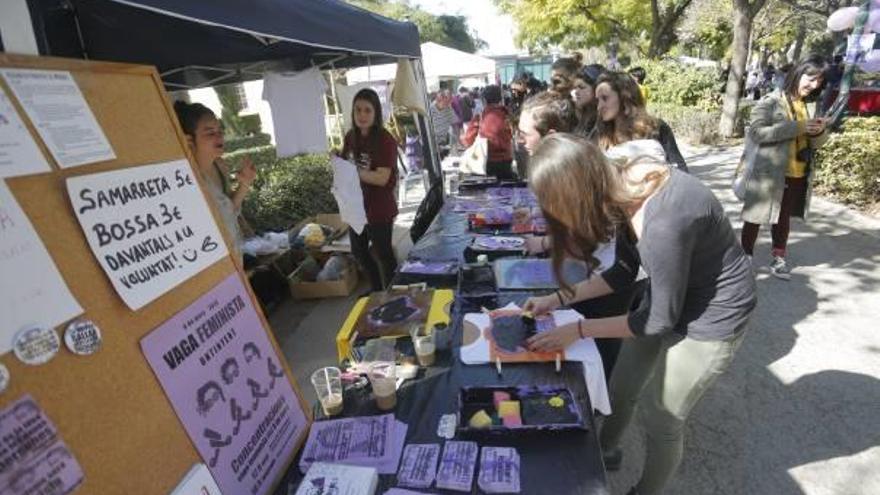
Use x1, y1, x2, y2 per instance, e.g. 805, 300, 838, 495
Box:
262, 69, 329, 157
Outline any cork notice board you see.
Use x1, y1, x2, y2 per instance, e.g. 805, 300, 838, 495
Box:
0, 54, 311, 494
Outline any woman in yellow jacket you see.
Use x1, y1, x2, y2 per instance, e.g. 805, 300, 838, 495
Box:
740, 56, 830, 279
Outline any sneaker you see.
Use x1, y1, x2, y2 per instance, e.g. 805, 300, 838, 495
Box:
769, 256, 791, 280
602, 447, 623, 471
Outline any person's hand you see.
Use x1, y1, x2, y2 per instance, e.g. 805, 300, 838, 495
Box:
805, 118, 827, 136
523, 294, 560, 316
238, 157, 257, 188
524, 235, 548, 255
526, 323, 580, 352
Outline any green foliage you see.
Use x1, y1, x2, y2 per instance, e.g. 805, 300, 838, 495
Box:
649, 103, 721, 146
677, 0, 733, 60
813, 118, 880, 207
496, 0, 650, 53
239, 114, 263, 135
214, 84, 247, 136
224, 133, 272, 154
639, 59, 721, 110
349, 0, 485, 52
233, 148, 338, 233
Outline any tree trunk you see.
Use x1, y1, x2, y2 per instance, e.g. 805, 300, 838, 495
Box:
719, 4, 753, 137
791, 20, 806, 62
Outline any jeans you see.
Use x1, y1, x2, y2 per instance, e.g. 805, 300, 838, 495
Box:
349, 223, 397, 291
600, 330, 747, 495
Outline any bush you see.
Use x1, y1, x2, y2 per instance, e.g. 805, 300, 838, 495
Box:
638, 59, 721, 111
649, 103, 722, 146
237, 150, 338, 233
224, 133, 272, 153
813, 118, 880, 207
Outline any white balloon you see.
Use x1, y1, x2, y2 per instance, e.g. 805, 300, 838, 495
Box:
865, 49, 880, 63
873, 0, 880, 8
828, 6, 860, 32
858, 57, 880, 73
870, 9, 880, 32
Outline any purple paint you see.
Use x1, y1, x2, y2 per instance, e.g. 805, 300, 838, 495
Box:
400, 260, 458, 275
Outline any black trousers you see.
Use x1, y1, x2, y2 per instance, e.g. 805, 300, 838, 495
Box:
487, 160, 516, 181
349, 223, 397, 291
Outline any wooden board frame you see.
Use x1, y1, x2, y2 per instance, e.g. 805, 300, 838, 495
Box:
0, 53, 312, 494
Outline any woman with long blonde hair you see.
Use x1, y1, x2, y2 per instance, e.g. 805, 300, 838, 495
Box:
523, 134, 755, 495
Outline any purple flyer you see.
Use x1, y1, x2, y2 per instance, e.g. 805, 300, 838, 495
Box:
478, 447, 521, 493
141, 273, 308, 495
0, 395, 84, 495
435, 441, 478, 492
396, 443, 440, 489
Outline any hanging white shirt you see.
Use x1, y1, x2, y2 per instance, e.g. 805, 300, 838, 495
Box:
262, 69, 329, 157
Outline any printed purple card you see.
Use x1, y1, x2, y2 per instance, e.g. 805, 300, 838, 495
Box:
399, 260, 458, 275
397, 443, 440, 489
0, 395, 84, 495
435, 441, 478, 492
473, 237, 524, 251
478, 447, 521, 493
140, 273, 308, 495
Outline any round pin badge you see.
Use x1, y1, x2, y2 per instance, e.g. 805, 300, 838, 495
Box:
13, 326, 61, 366
64, 320, 102, 356
0, 363, 9, 393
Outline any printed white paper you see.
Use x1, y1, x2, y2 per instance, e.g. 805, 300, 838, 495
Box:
331, 156, 367, 234
170, 463, 222, 495
0, 91, 52, 178
0, 182, 81, 354
1, 69, 115, 168
66, 159, 229, 310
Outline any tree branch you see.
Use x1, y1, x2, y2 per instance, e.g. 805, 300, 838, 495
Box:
777, 0, 831, 16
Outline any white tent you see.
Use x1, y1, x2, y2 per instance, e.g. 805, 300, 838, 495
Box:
347, 42, 496, 90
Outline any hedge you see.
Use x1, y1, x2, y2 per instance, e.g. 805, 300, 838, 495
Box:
638, 59, 721, 111
649, 103, 721, 146
223, 146, 338, 233
224, 133, 272, 154
813, 117, 880, 207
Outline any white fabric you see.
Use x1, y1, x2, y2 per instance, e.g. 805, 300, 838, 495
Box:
392, 59, 426, 115
336, 82, 392, 130
262, 69, 328, 157
346, 42, 496, 84
460, 304, 611, 415
330, 156, 368, 234
605, 139, 667, 165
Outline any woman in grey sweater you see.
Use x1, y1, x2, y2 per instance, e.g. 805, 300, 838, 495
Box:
524, 134, 756, 495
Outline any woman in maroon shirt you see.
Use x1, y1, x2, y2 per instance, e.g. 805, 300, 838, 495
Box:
342, 88, 399, 291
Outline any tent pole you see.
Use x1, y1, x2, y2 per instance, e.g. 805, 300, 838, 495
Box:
413, 58, 442, 194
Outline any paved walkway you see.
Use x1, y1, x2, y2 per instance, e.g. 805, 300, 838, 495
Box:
608, 145, 880, 495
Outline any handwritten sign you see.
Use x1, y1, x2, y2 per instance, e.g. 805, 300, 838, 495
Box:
1, 69, 115, 168
0, 395, 84, 495
66, 160, 229, 310
141, 274, 307, 495
0, 182, 81, 354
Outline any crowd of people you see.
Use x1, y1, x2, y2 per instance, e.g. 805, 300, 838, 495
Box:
175, 51, 835, 495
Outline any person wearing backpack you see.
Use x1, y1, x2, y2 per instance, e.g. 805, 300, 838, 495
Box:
460, 85, 514, 180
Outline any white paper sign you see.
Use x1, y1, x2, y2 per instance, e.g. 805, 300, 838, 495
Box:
66, 160, 229, 310
170, 463, 222, 495
1, 69, 115, 168
0, 182, 82, 354
0, 91, 52, 178
331, 156, 367, 234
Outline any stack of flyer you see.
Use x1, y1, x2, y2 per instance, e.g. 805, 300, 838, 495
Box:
295, 463, 379, 495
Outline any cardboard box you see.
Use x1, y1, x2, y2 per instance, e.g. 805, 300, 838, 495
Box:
288, 260, 358, 300
290, 213, 349, 253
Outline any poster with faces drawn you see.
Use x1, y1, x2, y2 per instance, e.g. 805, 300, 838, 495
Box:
140, 273, 307, 495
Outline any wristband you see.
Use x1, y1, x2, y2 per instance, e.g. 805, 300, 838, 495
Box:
577, 320, 585, 339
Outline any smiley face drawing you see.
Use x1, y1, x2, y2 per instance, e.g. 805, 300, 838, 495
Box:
182, 248, 198, 262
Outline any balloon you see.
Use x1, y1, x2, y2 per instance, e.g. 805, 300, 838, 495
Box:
873, 0, 880, 8
870, 9, 880, 33
865, 49, 880, 64
828, 6, 860, 32
858, 58, 880, 72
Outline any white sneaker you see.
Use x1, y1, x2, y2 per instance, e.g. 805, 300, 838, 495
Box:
769, 256, 791, 280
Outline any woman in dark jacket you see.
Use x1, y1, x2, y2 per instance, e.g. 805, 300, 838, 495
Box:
593, 72, 688, 172
461, 85, 515, 180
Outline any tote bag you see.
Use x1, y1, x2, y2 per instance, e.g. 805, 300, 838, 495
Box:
732, 135, 759, 201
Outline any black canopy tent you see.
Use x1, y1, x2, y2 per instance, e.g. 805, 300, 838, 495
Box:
21, 0, 445, 222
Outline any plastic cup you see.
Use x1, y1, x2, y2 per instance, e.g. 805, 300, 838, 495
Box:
368, 362, 397, 411
414, 334, 436, 366
310, 366, 343, 417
